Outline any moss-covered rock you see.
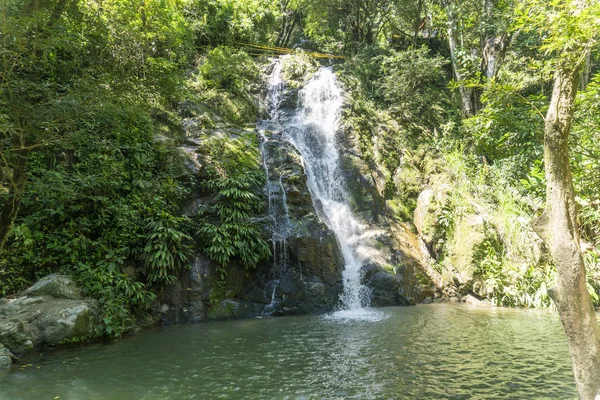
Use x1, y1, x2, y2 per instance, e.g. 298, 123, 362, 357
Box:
413, 184, 452, 246
448, 214, 489, 285
280, 53, 318, 89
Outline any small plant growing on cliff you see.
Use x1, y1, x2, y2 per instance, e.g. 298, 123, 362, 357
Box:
142, 211, 192, 283
196, 174, 271, 277
194, 136, 271, 280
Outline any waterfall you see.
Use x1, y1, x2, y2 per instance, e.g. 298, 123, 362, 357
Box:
286, 67, 371, 311
259, 58, 291, 316
259, 59, 384, 320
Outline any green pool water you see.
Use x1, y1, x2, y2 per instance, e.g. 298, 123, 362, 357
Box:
0, 304, 576, 399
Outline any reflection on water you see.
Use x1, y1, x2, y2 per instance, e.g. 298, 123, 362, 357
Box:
0, 304, 575, 399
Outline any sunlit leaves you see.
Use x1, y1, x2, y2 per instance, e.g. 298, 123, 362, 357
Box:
514, 0, 600, 66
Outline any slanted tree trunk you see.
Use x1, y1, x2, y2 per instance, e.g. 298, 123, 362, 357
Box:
276, 0, 297, 48
533, 64, 600, 400
480, 0, 509, 82
413, 0, 423, 45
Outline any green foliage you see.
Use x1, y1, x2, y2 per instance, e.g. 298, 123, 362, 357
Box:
199, 47, 260, 94
187, 0, 280, 46
298, 0, 422, 52
190, 47, 259, 124
461, 85, 545, 177
193, 136, 270, 281
416, 151, 556, 308
143, 211, 192, 283
0, 0, 194, 332
339, 47, 455, 205
378, 46, 452, 133
472, 238, 555, 308
572, 74, 600, 247
515, 0, 600, 65
0, 96, 192, 334
196, 175, 270, 276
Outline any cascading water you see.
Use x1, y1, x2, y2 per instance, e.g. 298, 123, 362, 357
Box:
285, 67, 373, 313
259, 58, 291, 316
259, 58, 385, 320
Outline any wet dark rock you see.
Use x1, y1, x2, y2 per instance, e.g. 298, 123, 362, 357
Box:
0, 343, 16, 372
208, 300, 265, 319
159, 256, 211, 324
242, 287, 270, 304
361, 264, 409, 307
0, 355, 11, 372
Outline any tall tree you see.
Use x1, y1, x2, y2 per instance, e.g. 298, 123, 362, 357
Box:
0, 0, 74, 252
437, 0, 514, 115
520, 1, 600, 398
275, 0, 302, 48
441, 0, 476, 115
300, 0, 412, 51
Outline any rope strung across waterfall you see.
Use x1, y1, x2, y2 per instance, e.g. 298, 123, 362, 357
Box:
236, 43, 344, 59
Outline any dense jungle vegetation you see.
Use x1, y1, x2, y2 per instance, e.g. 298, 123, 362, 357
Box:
1, 0, 599, 345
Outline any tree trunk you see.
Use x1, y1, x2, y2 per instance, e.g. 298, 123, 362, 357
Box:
0, 148, 28, 253
413, 0, 423, 45
444, 1, 474, 116
481, 34, 507, 81
533, 66, 600, 400
581, 51, 592, 91
281, 17, 297, 48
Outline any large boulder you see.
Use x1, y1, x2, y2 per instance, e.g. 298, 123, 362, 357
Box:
413, 189, 434, 241
0, 276, 99, 354
361, 264, 407, 307
23, 274, 82, 300
0, 354, 11, 372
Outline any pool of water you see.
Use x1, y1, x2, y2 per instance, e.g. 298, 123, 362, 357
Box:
0, 304, 575, 399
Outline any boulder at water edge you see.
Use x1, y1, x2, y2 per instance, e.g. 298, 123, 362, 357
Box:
0, 343, 17, 372
0, 274, 99, 355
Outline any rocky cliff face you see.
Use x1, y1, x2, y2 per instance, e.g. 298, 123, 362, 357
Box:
259, 128, 345, 315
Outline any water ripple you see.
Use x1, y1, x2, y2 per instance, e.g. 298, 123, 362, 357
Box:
0, 304, 576, 399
